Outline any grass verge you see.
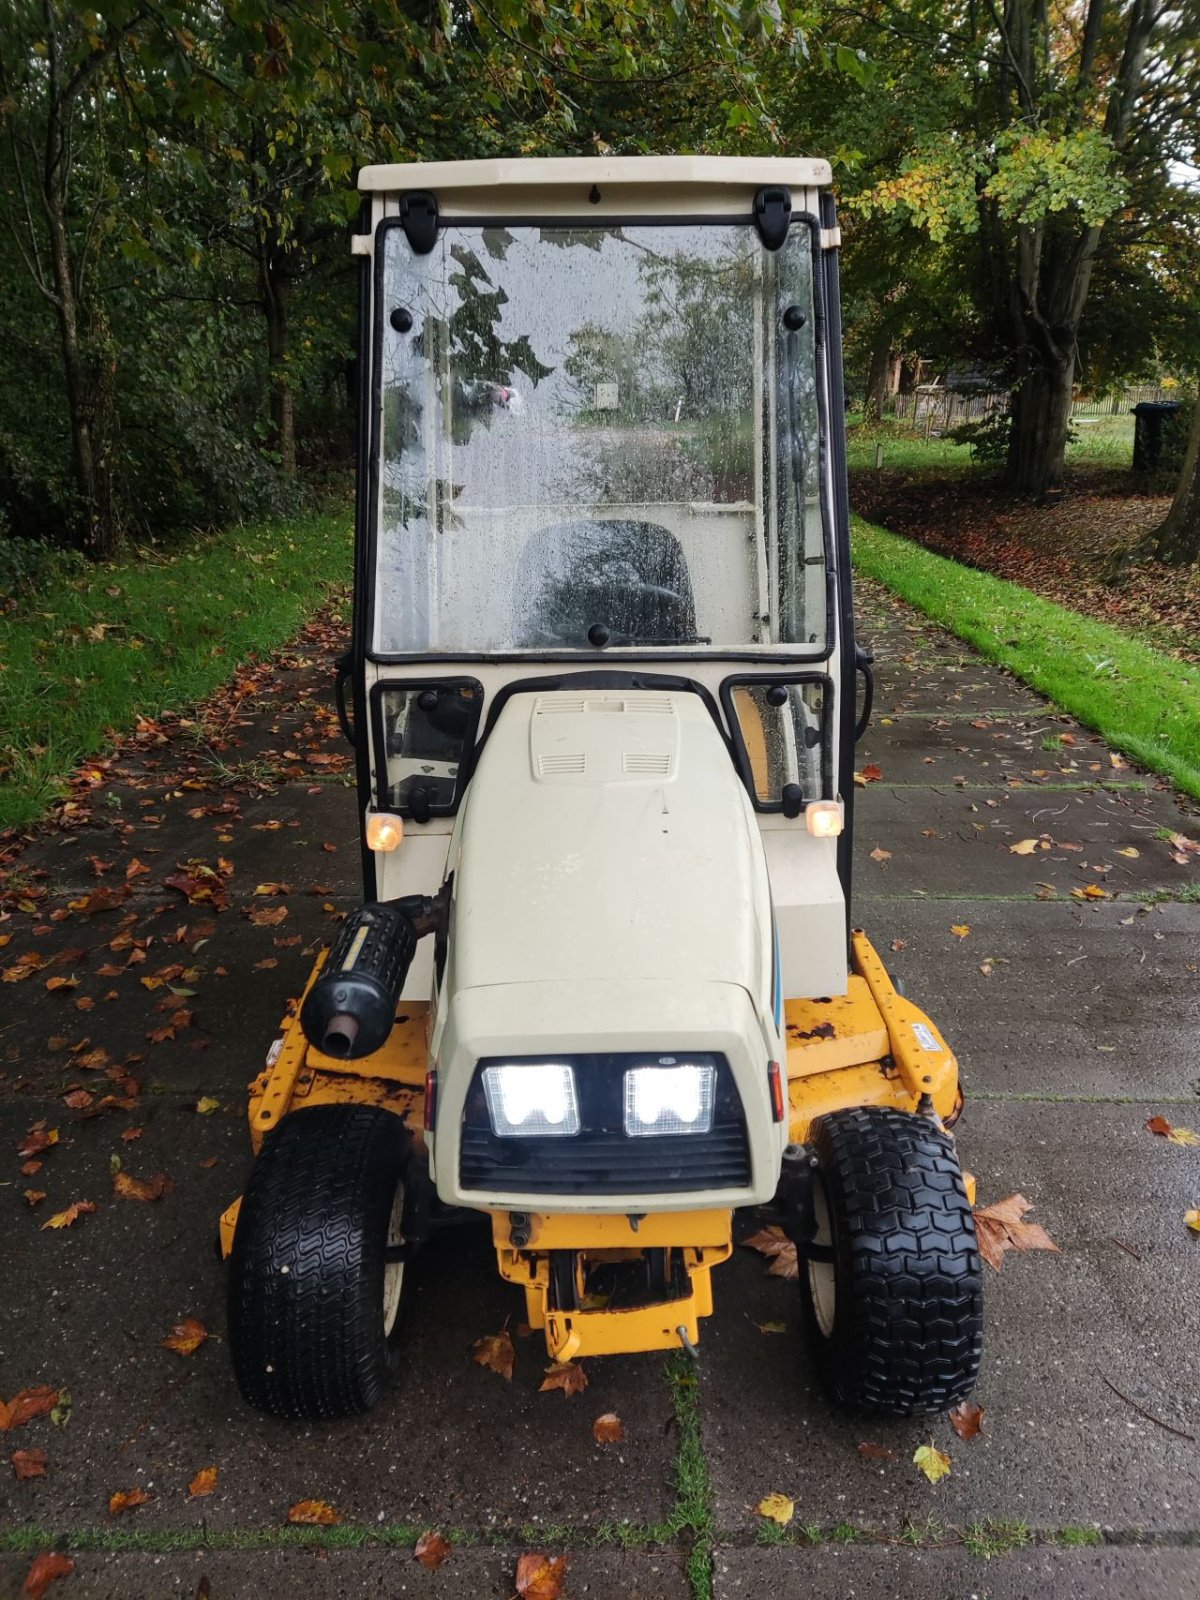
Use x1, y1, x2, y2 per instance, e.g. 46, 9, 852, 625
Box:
665, 1352, 715, 1600
852, 516, 1200, 803
0, 510, 351, 831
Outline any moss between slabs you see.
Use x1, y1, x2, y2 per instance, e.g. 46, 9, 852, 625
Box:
0, 510, 352, 831
851, 516, 1200, 804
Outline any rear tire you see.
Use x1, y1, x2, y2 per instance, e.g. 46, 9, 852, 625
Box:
799, 1106, 982, 1416
228, 1104, 410, 1420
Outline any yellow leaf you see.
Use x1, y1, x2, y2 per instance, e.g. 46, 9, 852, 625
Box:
161, 1317, 207, 1356
1116, 847, 1140, 859
188, 1465, 218, 1498
913, 1443, 951, 1484
754, 1320, 787, 1334
950, 924, 970, 939
195, 1097, 220, 1115
288, 1499, 340, 1525
1009, 839, 1038, 855
1167, 1127, 1200, 1147
1185, 1209, 1200, 1233
756, 1492, 794, 1525
40, 1200, 96, 1231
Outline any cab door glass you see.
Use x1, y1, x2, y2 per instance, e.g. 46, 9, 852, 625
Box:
727, 681, 825, 807
376, 683, 480, 812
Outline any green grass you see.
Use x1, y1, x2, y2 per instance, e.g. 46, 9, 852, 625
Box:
665, 1352, 715, 1600
852, 516, 1200, 803
846, 413, 1136, 475
0, 510, 351, 830
964, 1519, 1032, 1560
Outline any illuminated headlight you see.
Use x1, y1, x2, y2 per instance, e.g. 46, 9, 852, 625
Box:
624, 1063, 715, 1137
482, 1063, 580, 1138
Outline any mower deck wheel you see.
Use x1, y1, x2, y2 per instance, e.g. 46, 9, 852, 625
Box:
227, 1104, 410, 1421
799, 1105, 983, 1417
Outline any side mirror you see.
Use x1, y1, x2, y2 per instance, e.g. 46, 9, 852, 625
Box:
723, 678, 827, 812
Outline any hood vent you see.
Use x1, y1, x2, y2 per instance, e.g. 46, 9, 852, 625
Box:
622, 751, 673, 776
537, 752, 587, 776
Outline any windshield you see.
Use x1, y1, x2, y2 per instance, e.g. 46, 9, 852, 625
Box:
374, 221, 825, 655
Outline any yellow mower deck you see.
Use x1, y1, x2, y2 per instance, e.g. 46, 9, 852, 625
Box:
221, 930, 964, 1356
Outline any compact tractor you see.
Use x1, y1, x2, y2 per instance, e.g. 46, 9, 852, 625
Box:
220, 156, 983, 1421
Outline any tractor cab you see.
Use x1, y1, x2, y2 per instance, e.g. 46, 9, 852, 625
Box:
221, 159, 983, 1425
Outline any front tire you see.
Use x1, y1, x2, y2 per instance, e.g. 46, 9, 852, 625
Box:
228, 1104, 410, 1420
799, 1106, 983, 1416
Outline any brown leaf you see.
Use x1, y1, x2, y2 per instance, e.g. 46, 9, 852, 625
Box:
592, 1412, 624, 1444
515, 1553, 568, 1600
41, 1201, 96, 1231
973, 1193, 1059, 1273
108, 1487, 151, 1515
44, 976, 79, 993
539, 1360, 588, 1397
18, 1127, 59, 1159
287, 1499, 340, 1525
24, 1189, 47, 1208
947, 1401, 984, 1440
21, 1552, 74, 1598
414, 1530, 452, 1570
3, 953, 48, 983
113, 1169, 172, 1202
857, 1442, 896, 1461
0, 1388, 60, 1431
188, 1466, 218, 1498
471, 1329, 516, 1380
247, 906, 288, 927
742, 1224, 799, 1280
869, 846, 892, 863
67, 885, 132, 916
121, 1127, 144, 1142
62, 1090, 93, 1110
161, 1318, 208, 1357
12, 1448, 48, 1480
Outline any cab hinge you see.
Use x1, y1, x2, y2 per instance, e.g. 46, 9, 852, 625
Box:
753, 185, 792, 251
400, 191, 439, 256
820, 225, 842, 250
350, 233, 373, 258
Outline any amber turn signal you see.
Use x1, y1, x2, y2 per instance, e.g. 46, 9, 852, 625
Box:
805, 800, 844, 838
365, 812, 404, 852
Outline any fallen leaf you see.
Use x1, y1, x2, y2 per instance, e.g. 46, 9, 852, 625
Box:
913, 1443, 951, 1484
593, 1412, 624, 1444
188, 1466, 218, 1498
890, 938, 907, 953
50, 1391, 71, 1429
471, 1329, 516, 1380
860, 763, 883, 782
108, 1487, 152, 1514
869, 846, 892, 863
287, 1499, 340, 1525
121, 1127, 144, 1142
1071, 884, 1110, 901
161, 1318, 208, 1356
0, 1389, 60, 1430
247, 906, 288, 927
1185, 1209, 1200, 1234
18, 1128, 58, 1160
24, 1190, 47, 1208
756, 1491, 794, 1524
3, 953, 49, 983
540, 1360, 588, 1397
113, 1169, 173, 1202
195, 1097, 220, 1116
12, 1448, 48, 1480
21, 1552, 74, 1598
950, 924, 970, 939
973, 1193, 1059, 1273
1009, 839, 1038, 855
857, 1442, 896, 1461
41, 1201, 97, 1231
62, 1089, 93, 1110
253, 957, 278, 970
754, 1320, 787, 1335
743, 1225, 798, 1279
414, 1530, 452, 1570
515, 1552, 568, 1600
44, 976, 79, 993
947, 1400, 984, 1440
1116, 847, 1140, 859
67, 885, 132, 916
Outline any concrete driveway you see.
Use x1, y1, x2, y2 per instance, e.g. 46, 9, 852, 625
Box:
2, 581, 1198, 1599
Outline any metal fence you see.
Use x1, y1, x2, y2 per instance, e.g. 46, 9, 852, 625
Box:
887, 382, 1173, 431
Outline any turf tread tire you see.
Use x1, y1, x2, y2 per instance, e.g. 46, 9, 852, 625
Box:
801, 1105, 983, 1417
228, 1104, 408, 1421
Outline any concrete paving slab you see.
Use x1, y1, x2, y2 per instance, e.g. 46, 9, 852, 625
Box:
0, 1546, 691, 1600
852, 781, 1199, 898
700, 1099, 1200, 1537
711, 1543, 1200, 1600
0, 1123, 679, 1534
856, 898, 1200, 1101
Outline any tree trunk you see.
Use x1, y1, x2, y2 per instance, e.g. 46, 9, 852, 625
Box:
1154, 394, 1200, 565
44, 129, 122, 556
1005, 353, 1075, 498
261, 254, 296, 479
864, 327, 894, 422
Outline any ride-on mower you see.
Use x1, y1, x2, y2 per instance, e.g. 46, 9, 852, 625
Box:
221, 156, 983, 1422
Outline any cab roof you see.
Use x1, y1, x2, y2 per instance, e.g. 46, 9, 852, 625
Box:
357, 154, 832, 200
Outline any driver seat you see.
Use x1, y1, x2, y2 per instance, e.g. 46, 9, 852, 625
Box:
515, 519, 697, 648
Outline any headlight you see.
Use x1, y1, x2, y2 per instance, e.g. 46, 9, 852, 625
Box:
482, 1063, 580, 1138
624, 1063, 715, 1137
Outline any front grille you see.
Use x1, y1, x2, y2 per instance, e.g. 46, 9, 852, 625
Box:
458, 1053, 750, 1196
